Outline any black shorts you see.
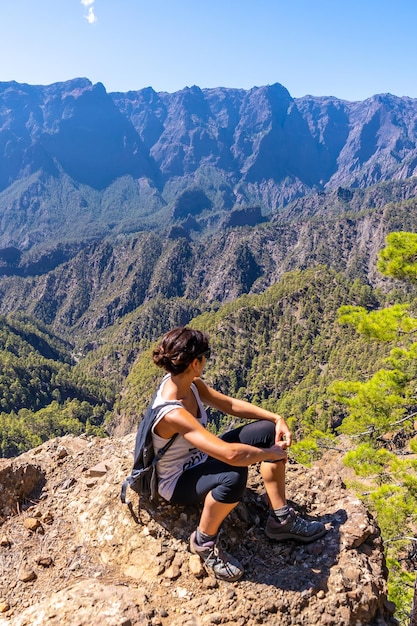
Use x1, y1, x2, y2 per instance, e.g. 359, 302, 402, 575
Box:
169, 420, 275, 505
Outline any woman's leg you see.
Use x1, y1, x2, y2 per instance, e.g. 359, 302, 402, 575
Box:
222, 421, 326, 542
259, 459, 286, 509
199, 491, 238, 535
170, 458, 248, 536
170, 459, 246, 581
221, 421, 287, 509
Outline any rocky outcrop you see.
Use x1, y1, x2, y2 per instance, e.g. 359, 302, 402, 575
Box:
0, 435, 397, 625
0, 460, 45, 521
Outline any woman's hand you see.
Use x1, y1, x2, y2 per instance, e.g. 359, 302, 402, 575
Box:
266, 442, 288, 462
275, 417, 292, 449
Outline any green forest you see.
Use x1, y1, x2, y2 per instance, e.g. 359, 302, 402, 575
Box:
0, 315, 114, 457
1, 230, 417, 622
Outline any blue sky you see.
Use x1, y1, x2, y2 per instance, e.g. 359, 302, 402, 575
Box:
1, 0, 416, 101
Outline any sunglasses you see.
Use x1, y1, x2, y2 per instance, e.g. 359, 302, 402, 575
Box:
197, 349, 211, 360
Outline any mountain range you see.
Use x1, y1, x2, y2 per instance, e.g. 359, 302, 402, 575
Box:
2, 78, 417, 254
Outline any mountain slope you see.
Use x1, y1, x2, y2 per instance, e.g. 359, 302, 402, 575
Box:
0, 315, 113, 456
2, 79, 417, 250
1, 188, 417, 343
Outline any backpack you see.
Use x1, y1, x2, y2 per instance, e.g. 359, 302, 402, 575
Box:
120, 397, 183, 504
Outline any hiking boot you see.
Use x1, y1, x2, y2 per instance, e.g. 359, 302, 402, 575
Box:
265, 508, 326, 543
189, 531, 244, 582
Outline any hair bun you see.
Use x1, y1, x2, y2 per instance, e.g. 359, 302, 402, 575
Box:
152, 327, 210, 375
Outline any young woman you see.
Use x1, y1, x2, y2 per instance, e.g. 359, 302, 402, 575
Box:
151, 327, 326, 581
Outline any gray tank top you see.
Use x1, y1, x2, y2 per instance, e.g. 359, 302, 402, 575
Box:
151, 375, 209, 501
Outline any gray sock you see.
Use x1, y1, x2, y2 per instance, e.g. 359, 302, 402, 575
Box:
273, 505, 290, 520
196, 528, 217, 546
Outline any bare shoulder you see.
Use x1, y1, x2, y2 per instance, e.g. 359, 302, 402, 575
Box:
155, 404, 201, 438
193, 377, 214, 400
193, 378, 232, 412
193, 377, 207, 392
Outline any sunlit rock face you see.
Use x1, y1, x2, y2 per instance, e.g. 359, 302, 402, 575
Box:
0, 435, 397, 625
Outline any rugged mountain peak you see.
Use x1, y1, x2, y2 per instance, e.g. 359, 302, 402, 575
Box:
0, 434, 397, 625
2, 80, 417, 249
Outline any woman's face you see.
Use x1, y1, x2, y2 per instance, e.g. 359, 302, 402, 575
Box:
193, 349, 210, 376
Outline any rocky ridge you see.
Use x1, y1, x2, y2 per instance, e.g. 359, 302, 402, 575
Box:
2, 190, 417, 340
0, 434, 397, 625
2, 80, 417, 250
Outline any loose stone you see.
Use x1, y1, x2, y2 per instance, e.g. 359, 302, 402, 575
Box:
23, 518, 42, 532
0, 601, 10, 613
18, 564, 37, 582
189, 554, 205, 577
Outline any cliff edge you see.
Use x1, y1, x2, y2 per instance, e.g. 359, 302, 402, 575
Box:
0, 434, 397, 625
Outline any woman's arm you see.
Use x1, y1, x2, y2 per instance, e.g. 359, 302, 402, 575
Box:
194, 378, 292, 448
160, 406, 287, 467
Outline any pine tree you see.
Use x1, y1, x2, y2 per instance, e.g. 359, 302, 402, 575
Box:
331, 232, 417, 625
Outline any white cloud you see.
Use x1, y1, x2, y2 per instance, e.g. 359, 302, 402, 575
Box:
84, 6, 97, 24
81, 0, 97, 24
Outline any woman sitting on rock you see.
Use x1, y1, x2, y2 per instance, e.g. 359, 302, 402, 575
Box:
151, 326, 326, 581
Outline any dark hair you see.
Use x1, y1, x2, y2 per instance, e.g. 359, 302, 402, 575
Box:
152, 327, 210, 375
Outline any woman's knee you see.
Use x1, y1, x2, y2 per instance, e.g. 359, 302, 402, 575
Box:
212, 467, 248, 504
223, 420, 275, 448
